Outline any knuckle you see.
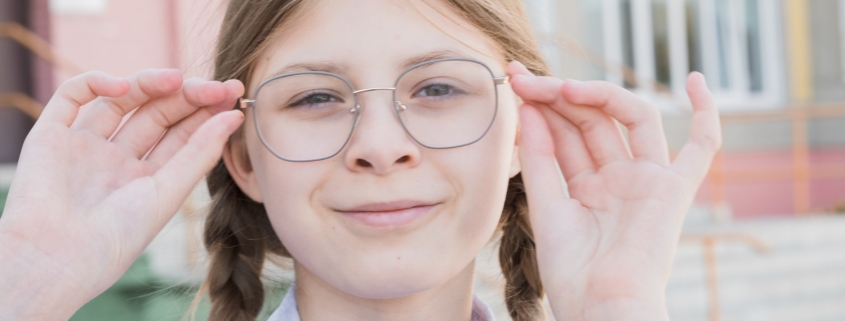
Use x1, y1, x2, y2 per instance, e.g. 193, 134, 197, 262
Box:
138, 69, 177, 96
697, 130, 723, 152
59, 73, 89, 91
643, 103, 662, 123
594, 80, 616, 90
594, 81, 616, 98
103, 98, 127, 117
148, 105, 176, 128
172, 127, 194, 145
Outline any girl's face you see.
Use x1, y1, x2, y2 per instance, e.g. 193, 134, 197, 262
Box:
226, 0, 520, 299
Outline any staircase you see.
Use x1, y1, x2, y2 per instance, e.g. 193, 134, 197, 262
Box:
667, 215, 845, 321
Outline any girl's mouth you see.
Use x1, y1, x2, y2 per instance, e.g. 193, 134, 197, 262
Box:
337, 200, 439, 228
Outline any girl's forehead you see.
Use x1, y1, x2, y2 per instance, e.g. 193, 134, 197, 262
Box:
250, 0, 504, 87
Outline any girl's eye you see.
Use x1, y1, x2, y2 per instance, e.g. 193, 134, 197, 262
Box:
415, 84, 460, 97
289, 93, 341, 108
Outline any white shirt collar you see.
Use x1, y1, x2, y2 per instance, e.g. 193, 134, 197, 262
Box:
267, 283, 496, 321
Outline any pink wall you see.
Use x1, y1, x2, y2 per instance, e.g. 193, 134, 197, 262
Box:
51, 0, 224, 82
696, 150, 845, 219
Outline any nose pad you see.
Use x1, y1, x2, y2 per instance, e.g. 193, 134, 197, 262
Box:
343, 91, 421, 174
394, 100, 407, 112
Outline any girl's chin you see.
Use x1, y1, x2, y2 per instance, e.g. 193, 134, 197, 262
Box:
324, 257, 476, 301
303, 259, 461, 300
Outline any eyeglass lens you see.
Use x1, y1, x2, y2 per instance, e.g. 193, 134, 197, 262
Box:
253, 59, 497, 162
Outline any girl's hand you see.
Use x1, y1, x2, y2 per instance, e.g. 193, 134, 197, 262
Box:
0, 70, 244, 320
509, 62, 721, 321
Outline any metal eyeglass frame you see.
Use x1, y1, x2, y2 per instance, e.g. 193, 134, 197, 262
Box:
239, 57, 510, 162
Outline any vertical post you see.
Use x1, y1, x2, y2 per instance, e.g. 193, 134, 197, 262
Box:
602, 0, 624, 86
703, 237, 721, 321
709, 149, 726, 220
792, 109, 811, 214
698, 0, 721, 90
667, 0, 689, 95
631, 0, 656, 91
784, 0, 813, 214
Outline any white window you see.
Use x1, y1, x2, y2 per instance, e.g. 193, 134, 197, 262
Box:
50, 0, 107, 15
601, 0, 786, 113
524, 0, 564, 76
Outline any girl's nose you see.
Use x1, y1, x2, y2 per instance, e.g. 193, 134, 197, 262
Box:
342, 89, 421, 175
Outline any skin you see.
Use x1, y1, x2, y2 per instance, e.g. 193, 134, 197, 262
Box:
225, 2, 517, 320
0, 0, 721, 320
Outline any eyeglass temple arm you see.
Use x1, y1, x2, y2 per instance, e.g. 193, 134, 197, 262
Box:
239, 76, 509, 108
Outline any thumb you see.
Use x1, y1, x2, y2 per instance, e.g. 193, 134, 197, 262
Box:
150, 109, 244, 224
518, 104, 566, 219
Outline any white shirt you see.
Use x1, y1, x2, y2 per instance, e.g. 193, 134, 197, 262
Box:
267, 283, 496, 321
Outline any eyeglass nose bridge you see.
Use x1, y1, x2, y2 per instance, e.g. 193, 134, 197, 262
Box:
348, 87, 408, 114
352, 87, 396, 94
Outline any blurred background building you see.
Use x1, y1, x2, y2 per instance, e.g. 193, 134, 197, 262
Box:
2, 0, 845, 320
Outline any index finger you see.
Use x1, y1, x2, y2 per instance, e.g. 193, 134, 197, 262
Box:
40, 71, 129, 126
71, 69, 183, 138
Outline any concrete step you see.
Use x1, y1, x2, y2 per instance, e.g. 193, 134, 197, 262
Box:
666, 215, 845, 321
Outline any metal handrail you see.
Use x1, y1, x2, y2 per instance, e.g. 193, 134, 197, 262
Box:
0, 22, 83, 75
0, 93, 42, 120
680, 233, 769, 321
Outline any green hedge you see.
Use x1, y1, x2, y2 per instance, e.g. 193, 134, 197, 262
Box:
0, 187, 7, 218
69, 253, 288, 321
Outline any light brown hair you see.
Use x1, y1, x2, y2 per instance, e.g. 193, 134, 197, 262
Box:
201, 1, 551, 320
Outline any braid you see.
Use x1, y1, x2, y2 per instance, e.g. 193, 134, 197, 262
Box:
499, 174, 545, 321
201, 0, 553, 320
203, 161, 286, 321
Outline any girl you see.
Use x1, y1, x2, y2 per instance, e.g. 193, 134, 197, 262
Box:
0, 0, 721, 320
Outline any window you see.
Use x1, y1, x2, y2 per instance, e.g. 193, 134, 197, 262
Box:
524, 0, 564, 76
602, 0, 785, 113
49, 0, 107, 15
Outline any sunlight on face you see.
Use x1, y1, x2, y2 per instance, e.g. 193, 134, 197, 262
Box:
241, 0, 520, 299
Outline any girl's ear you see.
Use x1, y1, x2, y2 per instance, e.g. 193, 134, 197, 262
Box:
222, 136, 264, 203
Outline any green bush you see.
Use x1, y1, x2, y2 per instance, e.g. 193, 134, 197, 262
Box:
70, 255, 288, 321
0, 187, 7, 218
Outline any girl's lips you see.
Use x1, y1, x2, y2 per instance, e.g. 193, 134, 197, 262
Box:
337, 202, 438, 228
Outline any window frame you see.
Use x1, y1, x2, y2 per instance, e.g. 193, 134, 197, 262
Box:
601, 0, 786, 114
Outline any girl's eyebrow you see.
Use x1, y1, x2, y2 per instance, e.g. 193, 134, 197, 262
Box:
268, 49, 470, 79
398, 49, 468, 70
270, 61, 347, 77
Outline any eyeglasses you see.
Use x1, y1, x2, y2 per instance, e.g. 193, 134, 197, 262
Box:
239, 58, 509, 162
